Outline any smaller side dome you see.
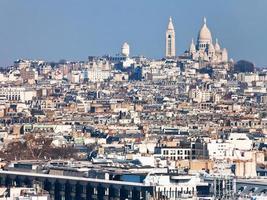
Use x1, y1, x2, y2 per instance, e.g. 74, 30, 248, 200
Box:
189, 38, 196, 53
215, 38, 221, 52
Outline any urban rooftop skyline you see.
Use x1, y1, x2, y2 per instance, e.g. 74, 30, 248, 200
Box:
0, 0, 267, 67
1, 1, 267, 199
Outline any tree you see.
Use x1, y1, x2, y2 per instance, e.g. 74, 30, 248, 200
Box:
234, 60, 255, 73
24, 134, 53, 159
0, 134, 78, 161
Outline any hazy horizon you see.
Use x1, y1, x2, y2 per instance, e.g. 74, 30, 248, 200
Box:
0, 0, 267, 67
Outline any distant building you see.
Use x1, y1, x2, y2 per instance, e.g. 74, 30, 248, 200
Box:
121, 42, 130, 57
0, 87, 36, 102
86, 59, 111, 82
0, 187, 50, 200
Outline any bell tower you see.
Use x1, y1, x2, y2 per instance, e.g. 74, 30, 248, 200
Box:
165, 17, 176, 58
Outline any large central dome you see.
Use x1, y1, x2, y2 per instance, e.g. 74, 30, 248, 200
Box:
198, 18, 212, 42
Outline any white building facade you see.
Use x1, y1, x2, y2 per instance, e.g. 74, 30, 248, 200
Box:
0, 87, 36, 102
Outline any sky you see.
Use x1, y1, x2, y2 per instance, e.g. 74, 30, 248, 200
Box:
0, 0, 267, 67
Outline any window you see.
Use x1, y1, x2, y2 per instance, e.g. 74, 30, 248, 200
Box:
163, 150, 169, 155
105, 188, 109, 196
94, 188, 97, 195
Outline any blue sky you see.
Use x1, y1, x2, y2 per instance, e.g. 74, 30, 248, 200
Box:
0, 0, 267, 67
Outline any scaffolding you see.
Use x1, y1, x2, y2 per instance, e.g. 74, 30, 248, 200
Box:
213, 174, 236, 200
212, 160, 236, 200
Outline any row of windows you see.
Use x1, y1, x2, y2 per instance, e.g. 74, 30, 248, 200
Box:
157, 187, 194, 194
158, 190, 194, 198
163, 156, 190, 160
5, 95, 21, 101
49, 185, 133, 197
162, 149, 191, 155
0, 92, 21, 95
0, 89, 25, 92
199, 43, 208, 48
231, 122, 263, 126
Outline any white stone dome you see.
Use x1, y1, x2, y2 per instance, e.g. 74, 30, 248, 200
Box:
198, 18, 212, 42
121, 42, 130, 57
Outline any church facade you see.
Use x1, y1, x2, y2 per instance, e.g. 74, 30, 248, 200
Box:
165, 17, 229, 64
188, 18, 228, 63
